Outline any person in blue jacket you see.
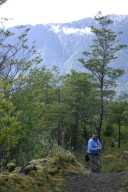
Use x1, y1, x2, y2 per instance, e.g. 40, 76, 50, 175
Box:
87, 133, 102, 172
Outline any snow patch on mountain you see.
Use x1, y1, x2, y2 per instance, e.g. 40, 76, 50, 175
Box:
50, 25, 61, 33
62, 27, 91, 35
50, 25, 91, 35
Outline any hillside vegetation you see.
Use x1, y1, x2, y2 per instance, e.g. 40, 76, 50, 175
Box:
0, 11, 128, 192
0, 148, 86, 192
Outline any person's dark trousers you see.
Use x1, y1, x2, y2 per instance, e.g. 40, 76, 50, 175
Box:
89, 153, 101, 173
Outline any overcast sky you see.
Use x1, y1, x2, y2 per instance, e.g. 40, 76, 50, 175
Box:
0, 0, 128, 26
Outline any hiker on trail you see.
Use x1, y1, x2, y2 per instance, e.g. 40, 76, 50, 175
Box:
87, 133, 102, 173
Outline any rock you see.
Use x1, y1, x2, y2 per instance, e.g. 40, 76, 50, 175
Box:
7, 162, 16, 172
30, 158, 48, 166
121, 151, 128, 160
20, 164, 37, 175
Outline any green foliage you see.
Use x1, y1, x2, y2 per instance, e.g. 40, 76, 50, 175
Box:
0, 79, 21, 167
102, 150, 128, 173
103, 124, 114, 137
106, 100, 128, 147
12, 68, 98, 162
0, 13, 128, 177
0, 24, 42, 167
79, 12, 125, 137
62, 71, 99, 149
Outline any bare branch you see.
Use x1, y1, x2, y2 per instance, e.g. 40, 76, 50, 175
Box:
0, 0, 7, 5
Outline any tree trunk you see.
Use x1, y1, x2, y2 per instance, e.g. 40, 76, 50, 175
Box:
98, 78, 104, 139
56, 88, 65, 146
71, 113, 79, 150
118, 120, 121, 148
57, 119, 65, 146
44, 83, 48, 106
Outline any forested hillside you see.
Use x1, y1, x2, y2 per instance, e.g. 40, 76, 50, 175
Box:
0, 11, 128, 168
0, 4, 128, 191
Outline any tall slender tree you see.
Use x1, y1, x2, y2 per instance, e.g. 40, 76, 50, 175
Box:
79, 12, 125, 138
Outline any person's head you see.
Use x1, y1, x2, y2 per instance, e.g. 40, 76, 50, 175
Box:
92, 133, 98, 140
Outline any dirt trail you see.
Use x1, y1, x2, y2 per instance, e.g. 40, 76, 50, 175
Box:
65, 172, 128, 192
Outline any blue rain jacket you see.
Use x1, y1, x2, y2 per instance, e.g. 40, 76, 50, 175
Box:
87, 138, 102, 155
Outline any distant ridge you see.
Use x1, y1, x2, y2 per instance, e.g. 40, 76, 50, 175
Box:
8, 15, 128, 92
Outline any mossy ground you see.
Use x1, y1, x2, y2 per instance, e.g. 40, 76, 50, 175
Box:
101, 143, 128, 172
0, 149, 86, 192
0, 146, 128, 192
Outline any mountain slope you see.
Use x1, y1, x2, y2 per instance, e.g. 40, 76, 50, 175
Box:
9, 15, 128, 91
10, 15, 128, 71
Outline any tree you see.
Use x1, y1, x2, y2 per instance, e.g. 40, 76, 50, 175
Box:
12, 68, 55, 162
108, 100, 128, 148
79, 12, 125, 138
0, 26, 42, 81
62, 71, 98, 150
0, 79, 21, 169
0, 24, 42, 167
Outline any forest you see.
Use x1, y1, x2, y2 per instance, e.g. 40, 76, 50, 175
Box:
0, 1, 128, 192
